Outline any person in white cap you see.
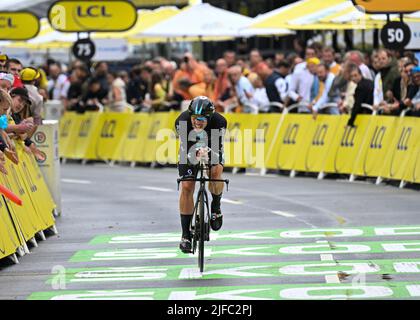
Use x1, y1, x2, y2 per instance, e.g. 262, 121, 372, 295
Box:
0, 72, 14, 91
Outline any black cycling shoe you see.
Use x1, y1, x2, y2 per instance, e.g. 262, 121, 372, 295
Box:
210, 208, 223, 231
179, 237, 192, 253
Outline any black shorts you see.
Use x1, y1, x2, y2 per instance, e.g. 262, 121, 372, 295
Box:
178, 155, 225, 179
178, 163, 199, 179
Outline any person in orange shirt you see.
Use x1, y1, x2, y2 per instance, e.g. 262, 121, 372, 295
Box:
213, 59, 232, 112
189, 68, 216, 100
172, 53, 206, 101
249, 49, 263, 72
172, 62, 193, 101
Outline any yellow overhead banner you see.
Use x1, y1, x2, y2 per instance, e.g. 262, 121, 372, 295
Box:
352, 0, 420, 13
0, 12, 40, 40
49, 0, 138, 32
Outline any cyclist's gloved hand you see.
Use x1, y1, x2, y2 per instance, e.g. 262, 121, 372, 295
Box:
195, 147, 209, 162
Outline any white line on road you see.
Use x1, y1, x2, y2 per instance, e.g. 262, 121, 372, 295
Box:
271, 210, 296, 218
61, 179, 92, 184
139, 186, 173, 192
221, 199, 243, 205
244, 173, 277, 178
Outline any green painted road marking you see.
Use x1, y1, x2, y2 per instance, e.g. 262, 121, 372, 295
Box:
71, 240, 420, 262
47, 259, 420, 284
28, 281, 420, 300
89, 225, 420, 244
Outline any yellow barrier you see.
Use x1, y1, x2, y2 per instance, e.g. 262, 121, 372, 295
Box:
276, 114, 312, 170
58, 111, 420, 186
403, 138, 420, 184
95, 113, 131, 161
59, 112, 79, 158
352, 116, 399, 178
224, 114, 258, 168
323, 115, 372, 174
380, 117, 420, 181
0, 160, 44, 241
18, 145, 56, 230
0, 197, 22, 260
116, 113, 152, 163
0, 146, 57, 261
141, 112, 174, 163
156, 112, 180, 165
72, 112, 102, 160
255, 113, 284, 170
293, 115, 341, 173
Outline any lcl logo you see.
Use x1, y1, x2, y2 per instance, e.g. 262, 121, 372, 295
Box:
78, 119, 91, 137
283, 124, 299, 145
340, 126, 357, 147
76, 5, 112, 18
254, 122, 269, 143
0, 17, 16, 28
61, 119, 72, 137
127, 121, 141, 139
396, 127, 412, 151
370, 126, 386, 149
312, 124, 328, 146
100, 120, 116, 138
148, 121, 160, 139
227, 123, 241, 143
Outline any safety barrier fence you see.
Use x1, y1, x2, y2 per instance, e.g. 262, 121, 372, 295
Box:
59, 111, 420, 188
0, 143, 57, 263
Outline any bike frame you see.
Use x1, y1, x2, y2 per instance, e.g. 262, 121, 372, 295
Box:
177, 159, 229, 273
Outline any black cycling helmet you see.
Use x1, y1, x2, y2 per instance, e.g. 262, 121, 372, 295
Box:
188, 96, 215, 120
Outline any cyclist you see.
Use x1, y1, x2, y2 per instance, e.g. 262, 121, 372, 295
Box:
175, 96, 227, 253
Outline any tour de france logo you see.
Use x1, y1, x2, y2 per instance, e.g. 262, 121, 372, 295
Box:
34, 132, 47, 144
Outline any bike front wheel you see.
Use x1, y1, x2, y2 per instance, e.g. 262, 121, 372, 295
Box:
198, 190, 205, 273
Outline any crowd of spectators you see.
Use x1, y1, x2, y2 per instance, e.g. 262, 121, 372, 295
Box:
0, 42, 419, 130
0, 53, 47, 174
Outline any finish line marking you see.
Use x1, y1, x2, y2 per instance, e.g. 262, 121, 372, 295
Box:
45, 259, 420, 284
29, 281, 420, 300
90, 225, 420, 245
72, 240, 420, 262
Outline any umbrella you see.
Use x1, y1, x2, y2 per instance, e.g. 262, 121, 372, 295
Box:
138, 3, 293, 39
250, 0, 420, 31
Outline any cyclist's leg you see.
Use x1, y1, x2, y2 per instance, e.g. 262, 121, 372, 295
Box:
208, 164, 224, 195
208, 164, 224, 231
178, 164, 197, 252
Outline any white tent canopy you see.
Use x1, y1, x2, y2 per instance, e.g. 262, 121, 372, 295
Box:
139, 3, 293, 39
